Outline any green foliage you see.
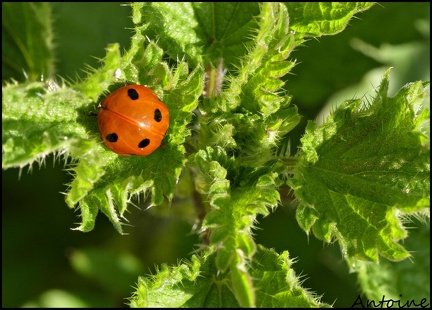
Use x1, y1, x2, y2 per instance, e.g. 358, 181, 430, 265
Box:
352, 217, 430, 302
288, 69, 430, 264
129, 246, 330, 308
2, 2, 54, 81
2, 2, 429, 308
285, 2, 375, 42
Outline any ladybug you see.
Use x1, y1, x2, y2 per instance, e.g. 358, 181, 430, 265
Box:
97, 85, 169, 156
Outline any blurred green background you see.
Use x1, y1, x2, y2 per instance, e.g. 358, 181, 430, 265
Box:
2, 2, 430, 307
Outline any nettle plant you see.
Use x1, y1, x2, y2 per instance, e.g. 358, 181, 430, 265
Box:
2, 2, 430, 308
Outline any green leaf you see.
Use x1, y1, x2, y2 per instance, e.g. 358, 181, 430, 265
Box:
0, 2, 402, 240
252, 246, 331, 307
230, 252, 256, 308
193, 3, 301, 171
352, 218, 430, 302
190, 146, 285, 305
191, 147, 280, 265
129, 246, 331, 307
129, 251, 239, 308
194, 2, 261, 71
132, 2, 203, 68
285, 2, 375, 44
225, 2, 296, 116
72, 62, 202, 233
288, 69, 430, 263
2, 81, 95, 168
134, 3, 261, 71
2, 2, 55, 82
2, 29, 203, 234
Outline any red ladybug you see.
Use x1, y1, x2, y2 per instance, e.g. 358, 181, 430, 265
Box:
97, 85, 169, 156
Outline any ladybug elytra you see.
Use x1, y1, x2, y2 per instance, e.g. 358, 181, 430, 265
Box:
97, 85, 169, 156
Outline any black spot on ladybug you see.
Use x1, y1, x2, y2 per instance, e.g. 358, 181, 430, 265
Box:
154, 109, 162, 122
138, 138, 150, 148
127, 88, 139, 100
106, 133, 118, 142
